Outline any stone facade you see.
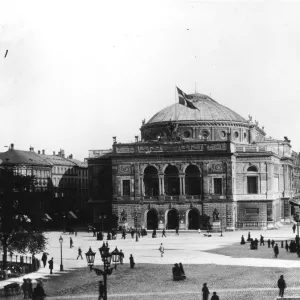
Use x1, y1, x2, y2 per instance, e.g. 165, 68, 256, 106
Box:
88, 92, 300, 230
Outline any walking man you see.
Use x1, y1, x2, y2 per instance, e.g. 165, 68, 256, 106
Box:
159, 243, 164, 257
271, 240, 275, 248
293, 224, 296, 234
162, 228, 166, 238
202, 283, 210, 300
260, 235, 264, 246
277, 275, 286, 298
70, 237, 73, 248
77, 247, 83, 259
21, 279, 28, 299
274, 243, 279, 258
41, 252, 48, 268
175, 226, 179, 235
48, 257, 54, 274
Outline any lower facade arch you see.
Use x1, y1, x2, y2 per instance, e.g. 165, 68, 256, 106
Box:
165, 208, 179, 229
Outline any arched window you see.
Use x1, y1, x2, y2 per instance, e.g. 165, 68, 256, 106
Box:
247, 165, 258, 194
144, 166, 159, 197
164, 165, 179, 196
185, 165, 201, 195
247, 165, 258, 172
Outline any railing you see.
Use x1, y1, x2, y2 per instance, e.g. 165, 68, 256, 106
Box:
235, 222, 267, 228
0, 254, 40, 280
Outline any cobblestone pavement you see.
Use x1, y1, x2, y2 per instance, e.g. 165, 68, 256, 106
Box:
1, 225, 300, 300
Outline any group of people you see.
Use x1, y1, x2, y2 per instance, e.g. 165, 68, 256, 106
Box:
202, 283, 220, 300
172, 262, 185, 281
21, 278, 46, 300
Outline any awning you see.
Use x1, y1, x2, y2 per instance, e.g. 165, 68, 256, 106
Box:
289, 199, 300, 207
69, 211, 78, 219
45, 213, 52, 221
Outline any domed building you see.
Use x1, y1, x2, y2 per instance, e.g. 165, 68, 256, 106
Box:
88, 92, 300, 231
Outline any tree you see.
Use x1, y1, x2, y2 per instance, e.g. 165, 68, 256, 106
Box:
0, 169, 47, 269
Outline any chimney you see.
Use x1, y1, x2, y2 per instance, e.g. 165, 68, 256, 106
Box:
53, 151, 55, 155
42, 150, 45, 155
38, 150, 40, 154
69, 154, 73, 159
61, 149, 65, 158
135, 135, 138, 143
10, 143, 14, 150
29, 146, 34, 152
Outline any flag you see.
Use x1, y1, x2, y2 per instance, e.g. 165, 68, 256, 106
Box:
176, 87, 198, 110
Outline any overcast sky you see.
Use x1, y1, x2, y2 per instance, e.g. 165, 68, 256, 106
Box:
1, 0, 300, 160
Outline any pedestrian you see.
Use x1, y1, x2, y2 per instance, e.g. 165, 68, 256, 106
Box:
198, 228, 201, 234
120, 250, 124, 264
240, 235, 245, 245
159, 243, 164, 257
271, 240, 275, 248
293, 224, 296, 234
277, 275, 286, 298
122, 229, 126, 239
77, 247, 83, 259
152, 229, 157, 238
175, 226, 179, 235
285, 241, 289, 252
260, 235, 264, 246
106, 241, 109, 248
27, 279, 33, 298
75, 231, 77, 237
131, 229, 135, 239
129, 254, 135, 268
48, 257, 54, 274
202, 283, 210, 300
274, 243, 279, 258
70, 237, 73, 248
210, 291, 220, 300
267, 239, 271, 248
21, 278, 28, 299
41, 253, 48, 268
93, 228, 96, 237
247, 232, 251, 241
162, 228, 166, 238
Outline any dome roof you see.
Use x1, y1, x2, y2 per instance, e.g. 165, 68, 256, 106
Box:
147, 93, 246, 124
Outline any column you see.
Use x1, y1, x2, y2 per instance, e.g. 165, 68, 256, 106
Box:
140, 175, 144, 197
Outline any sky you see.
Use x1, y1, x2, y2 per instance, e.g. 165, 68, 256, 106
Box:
1, 0, 300, 160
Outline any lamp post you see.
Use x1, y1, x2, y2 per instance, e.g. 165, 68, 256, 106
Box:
99, 214, 106, 232
87, 242, 120, 300
132, 208, 139, 242
59, 236, 63, 271
220, 216, 224, 237
294, 212, 300, 247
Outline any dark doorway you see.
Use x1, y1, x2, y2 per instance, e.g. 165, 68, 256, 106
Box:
188, 209, 199, 229
198, 214, 211, 230
147, 209, 158, 229
167, 209, 178, 229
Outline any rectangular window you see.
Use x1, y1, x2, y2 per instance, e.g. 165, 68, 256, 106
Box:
247, 177, 258, 194
213, 178, 222, 194
245, 208, 259, 215
122, 180, 130, 196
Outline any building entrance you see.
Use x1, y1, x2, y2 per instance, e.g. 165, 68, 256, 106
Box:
167, 209, 178, 229
147, 209, 158, 229
188, 209, 199, 229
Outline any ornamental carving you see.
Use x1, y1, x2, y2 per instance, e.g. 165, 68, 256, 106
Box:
207, 143, 227, 151
191, 144, 204, 151
211, 163, 223, 173
180, 144, 191, 151
118, 165, 132, 175
139, 146, 149, 152
116, 147, 134, 153
150, 146, 161, 152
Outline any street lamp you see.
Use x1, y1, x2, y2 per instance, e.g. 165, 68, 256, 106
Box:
91, 242, 120, 300
132, 208, 139, 242
220, 216, 224, 237
59, 236, 63, 271
85, 247, 96, 271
